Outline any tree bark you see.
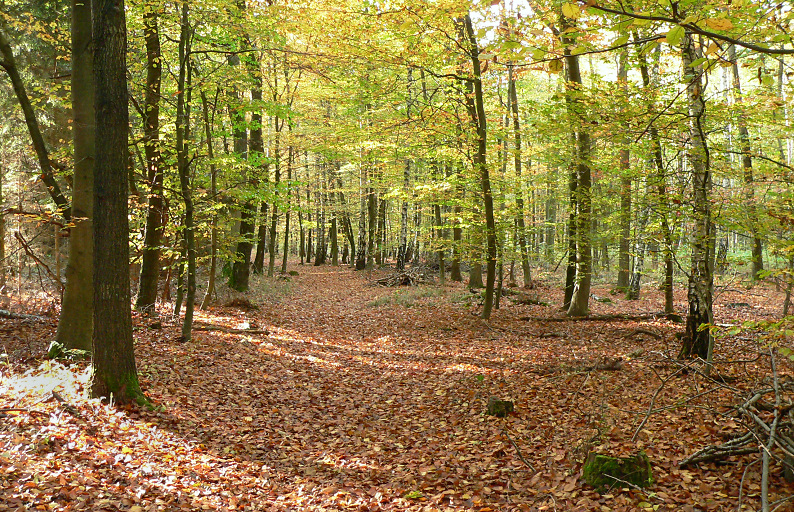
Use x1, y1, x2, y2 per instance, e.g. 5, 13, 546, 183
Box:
281, 146, 293, 273
508, 65, 532, 288
56, 0, 94, 352
91, 0, 146, 405
462, 14, 496, 319
678, 31, 714, 365
561, 17, 592, 318
729, 44, 764, 280
616, 53, 631, 291
175, 0, 195, 342
200, 89, 218, 310
135, 5, 164, 311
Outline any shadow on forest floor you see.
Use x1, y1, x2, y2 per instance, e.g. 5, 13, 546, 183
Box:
1, 264, 793, 511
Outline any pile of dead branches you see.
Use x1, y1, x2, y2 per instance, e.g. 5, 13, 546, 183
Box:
681, 352, 794, 510
375, 266, 435, 287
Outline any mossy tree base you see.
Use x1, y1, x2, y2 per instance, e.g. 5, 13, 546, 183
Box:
582, 451, 653, 492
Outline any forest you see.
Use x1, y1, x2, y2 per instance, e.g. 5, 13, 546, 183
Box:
1, 0, 794, 510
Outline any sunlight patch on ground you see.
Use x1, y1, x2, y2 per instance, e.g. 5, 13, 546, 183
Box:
0, 360, 91, 405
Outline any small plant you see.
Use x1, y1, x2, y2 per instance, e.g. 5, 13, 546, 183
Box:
404, 490, 424, 500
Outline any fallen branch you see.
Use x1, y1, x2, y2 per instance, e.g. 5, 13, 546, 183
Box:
0, 309, 47, 321
521, 312, 683, 323
193, 322, 269, 335
52, 390, 82, 419
501, 426, 536, 472
0, 408, 48, 418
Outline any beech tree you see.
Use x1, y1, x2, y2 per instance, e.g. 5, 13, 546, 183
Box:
91, 0, 146, 405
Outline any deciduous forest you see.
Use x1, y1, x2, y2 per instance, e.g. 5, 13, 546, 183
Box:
1, 0, 794, 510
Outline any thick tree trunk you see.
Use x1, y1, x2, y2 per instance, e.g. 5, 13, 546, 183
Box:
562, 20, 592, 318
228, 53, 250, 290
0, 25, 71, 220
56, 0, 94, 352
135, 6, 164, 311
678, 31, 714, 365
91, 0, 146, 405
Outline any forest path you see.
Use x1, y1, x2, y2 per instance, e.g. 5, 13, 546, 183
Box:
2, 265, 792, 511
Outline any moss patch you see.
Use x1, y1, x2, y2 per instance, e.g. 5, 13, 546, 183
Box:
582, 451, 653, 492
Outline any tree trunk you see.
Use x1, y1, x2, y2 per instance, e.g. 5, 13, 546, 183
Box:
91, 0, 146, 405
200, 89, 218, 310
469, 262, 484, 289
281, 146, 293, 273
616, 53, 631, 291
729, 44, 764, 280
561, 17, 592, 318
462, 14, 496, 319
175, 0, 195, 342
253, 202, 268, 274
355, 163, 368, 270
56, 0, 94, 352
267, 119, 282, 277
135, 5, 164, 311
228, 52, 250, 290
508, 65, 532, 288
0, 25, 71, 220
678, 31, 714, 365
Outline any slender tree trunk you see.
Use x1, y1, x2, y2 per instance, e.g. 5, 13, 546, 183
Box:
434, 200, 445, 284
228, 52, 250, 290
366, 180, 377, 269
135, 6, 164, 311
508, 65, 532, 288
450, 180, 463, 282
200, 89, 218, 310
679, 31, 714, 366
616, 53, 631, 291
281, 146, 293, 273
91, 0, 146, 405
175, 0, 195, 341
462, 14, 496, 319
253, 202, 268, 273
0, 25, 71, 220
729, 44, 764, 280
0, 163, 4, 293
355, 163, 368, 270
635, 39, 674, 313
267, 119, 282, 277
56, 0, 94, 352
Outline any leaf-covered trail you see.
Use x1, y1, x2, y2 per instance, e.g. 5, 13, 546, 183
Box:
1, 265, 793, 511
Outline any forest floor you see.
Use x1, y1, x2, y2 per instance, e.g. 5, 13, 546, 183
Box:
1, 263, 793, 511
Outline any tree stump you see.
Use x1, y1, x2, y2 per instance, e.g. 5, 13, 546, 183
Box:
582, 451, 653, 492
486, 397, 514, 418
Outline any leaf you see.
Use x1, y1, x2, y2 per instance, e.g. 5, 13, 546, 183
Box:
666, 25, 685, 46
561, 2, 581, 19
704, 18, 734, 31
548, 59, 564, 73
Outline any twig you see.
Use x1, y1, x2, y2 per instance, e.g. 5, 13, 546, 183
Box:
14, 231, 64, 293
51, 390, 82, 419
0, 408, 48, 418
737, 458, 760, 512
501, 426, 536, 472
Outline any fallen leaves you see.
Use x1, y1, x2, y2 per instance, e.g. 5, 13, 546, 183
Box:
1, 267, 793, 510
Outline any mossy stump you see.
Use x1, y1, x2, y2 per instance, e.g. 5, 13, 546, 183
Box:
582, 451, 653, 492
486, 397, 514, 418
